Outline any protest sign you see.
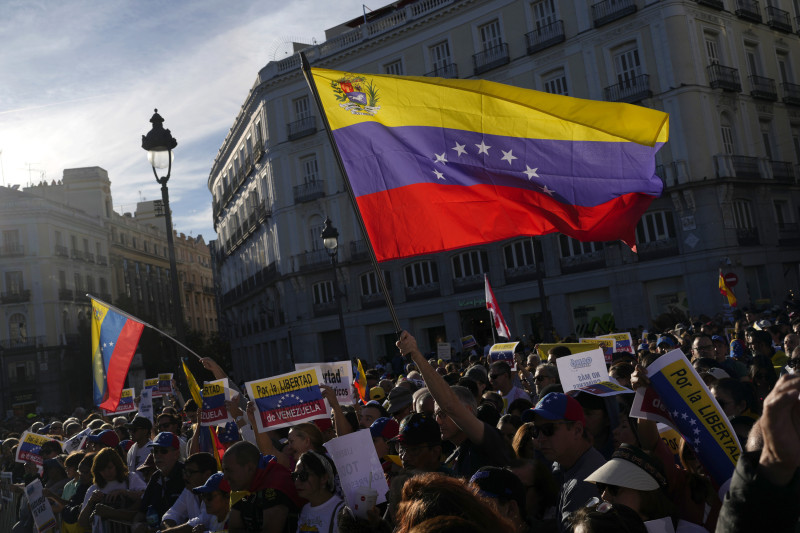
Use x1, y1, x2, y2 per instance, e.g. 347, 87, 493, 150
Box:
574, 380, 633, 397
461, 335, 477, 350
630, 349, 740, 489
158, 373, 174, 394
16, 431, 58, 469
437, 342, 451, 361
579, 338, 616, 364
138, 388, 154, 423
537, 342, 598, 361
658, 422, 683, 467
143, 378, 162, 398
62, 427, 92, 454
297, 361, 354, 410
0, 472, 12, 502
598, 332, 634, 354
201, 378, 233, 427
324, 430, 389, 509
104, 388, 136, 415
25, 479, 57, 532
489, 342, 519, 367
246, 367, 327, 432
554, 348, 609, 392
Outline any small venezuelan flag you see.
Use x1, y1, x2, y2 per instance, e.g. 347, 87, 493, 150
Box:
91, 298, 145, 410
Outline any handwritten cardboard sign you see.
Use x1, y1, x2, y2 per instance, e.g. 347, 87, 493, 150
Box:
324, 430, 389, 509
554, 348, 609, 392
297, 361, 355, 410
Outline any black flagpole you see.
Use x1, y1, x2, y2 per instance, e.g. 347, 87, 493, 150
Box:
300, 52, 402, 336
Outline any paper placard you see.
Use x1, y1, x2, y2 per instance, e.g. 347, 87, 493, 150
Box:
16, 431, 59, 469
246, 367, 327, 432
574, 380, 633, 397
537, 342, 599, 361
25, 479, 57, 532
324, 430, 389, 509
437, 343, 451, 361
158, 373, 174, 394
104, 388, 136, 415
579, 338, 615, 364
297, 361, 355, 409
143, 378, 162, 398
461, 335, 477, 349
0, 472, 13, 502
138, 388, 154, 423
201, 378, 233, 427
62, 427, 91, 455
598, 332, 634, 354
555, 348, 609, 392
489, 342, 518, 363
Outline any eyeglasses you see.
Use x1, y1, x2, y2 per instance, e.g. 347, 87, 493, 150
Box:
290, 470, 309, 482
585, 496, 613, 513
152, 447, 173, 455
531, 421, 571, 438
397, 445, 430, 457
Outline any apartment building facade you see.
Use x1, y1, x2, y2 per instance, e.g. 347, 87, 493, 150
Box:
209, 0, 800, 379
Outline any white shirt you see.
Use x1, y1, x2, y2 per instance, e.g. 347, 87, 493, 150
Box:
188, 503, 228, 533
127, 440, 152, 484
162, 487, 202, 526
500, 385, 531, 414
296, 495, 344, 533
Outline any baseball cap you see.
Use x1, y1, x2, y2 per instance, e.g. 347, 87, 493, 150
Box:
470, 466, 526, 513
192, 472, 230, 494
88, 429, 120, 449
754, 319, 772, 331
384, 387, 413, 414
370, 386, 386, 402
119, 439, 134, 453
585, 444, 667, 491
704, 367, 730, 380
390, 413, 441, 446
464, 366, 489, 385
711, 335, 727, 344
125, 416, 153, 431
147, 432, 180, 450
369, 417, 399, 440
522, 392, 586, 425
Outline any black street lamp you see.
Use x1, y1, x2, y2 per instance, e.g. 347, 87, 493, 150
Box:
142, 109, 185, 345
321, 217, 349, 358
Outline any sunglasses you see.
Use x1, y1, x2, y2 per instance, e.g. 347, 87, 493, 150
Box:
531, 421, 571, 438
585, 496, 613, 513
290, 470, 309, 482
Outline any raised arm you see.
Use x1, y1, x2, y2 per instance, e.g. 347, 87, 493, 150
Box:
396, 330, 485, 444
321, 384, 352, 437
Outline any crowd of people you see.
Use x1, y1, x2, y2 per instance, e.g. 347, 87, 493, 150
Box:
1, 306, 800, 532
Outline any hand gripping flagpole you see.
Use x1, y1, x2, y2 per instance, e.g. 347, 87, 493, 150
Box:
300, 52, 403, 337
88, 293, 204, 361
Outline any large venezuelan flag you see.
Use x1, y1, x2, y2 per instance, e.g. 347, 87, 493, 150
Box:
91, 299, 145, 410
309, 68, 669, 261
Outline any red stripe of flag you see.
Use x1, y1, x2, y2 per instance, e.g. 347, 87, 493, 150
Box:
99, 320, 144, 411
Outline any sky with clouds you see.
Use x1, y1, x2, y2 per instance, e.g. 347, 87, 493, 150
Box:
0, 0, 367, 242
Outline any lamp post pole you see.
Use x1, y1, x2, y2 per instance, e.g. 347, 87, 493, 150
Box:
321, 217, 349, 358
142, 109, 185, 347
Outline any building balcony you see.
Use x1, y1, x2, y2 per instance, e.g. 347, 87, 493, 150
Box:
405, 282, 440, 301
778, 223, 800, 246
735, 0, 762, 23
695, 0, 724, 9
361, 292, 386, 309
54, 245, 69, 258
1, 243, 24, 257
287, 116, 316, 141
655, 160, 690, 187
312, 300, 339, 317
70, 249, 84, 261
749, 75, 777, 101
771, 160, 796, 183
0, 336, 44, 350
766, 6, 793, 32
473, 43, 510, 75
1, 290, 31, 304
715, 154, 763, 179
96, 255, 108, 266
424, 63, 458, 78
58, 289, 74, 301
293, 180, 325, 204
736, 227, 760, 246
636, 238, 679, 261
525, 20, 565, 55
708, 64, 742, 92
85, 253, 95, 263
592, 0, 637, 28
183, 282, 195, 292
453, 274, 484, 293
504, 263, 540, 284
349, 240, 369, 262
560, 251, 606, 274
296, 249, 331, 272
604, 74, 651, 104
782, 82, 800, 105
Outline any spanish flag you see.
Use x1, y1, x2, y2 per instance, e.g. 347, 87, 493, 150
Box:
91, 298, 145, 410
308, 67, 668, 260
719, 270, 737, 307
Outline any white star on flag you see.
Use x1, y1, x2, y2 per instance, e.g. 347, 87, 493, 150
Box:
500, 149, 517, 164
541, 185, 555, 196
693, 428, 700, 435
434, 153, 447, 164
524, 166, 539, 180
475, 140, 491, 155
689, 419, 697, 426
433, 169, 445, 180
681, 412, 688, 420
452, 142, 467, 156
